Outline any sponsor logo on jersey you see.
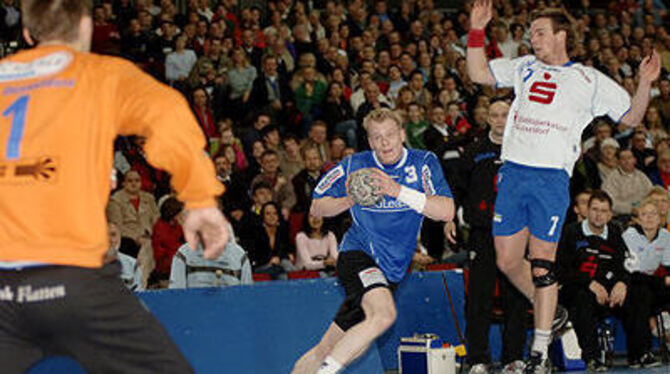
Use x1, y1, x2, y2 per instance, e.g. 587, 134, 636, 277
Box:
0, 51, 73, 83
315, 165, 344, 194
421, 165, 434, 195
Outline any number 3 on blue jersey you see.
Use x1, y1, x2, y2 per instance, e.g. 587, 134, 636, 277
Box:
2, 95, 30, 160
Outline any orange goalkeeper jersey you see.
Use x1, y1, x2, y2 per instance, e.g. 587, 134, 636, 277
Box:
0, 45, 223, 268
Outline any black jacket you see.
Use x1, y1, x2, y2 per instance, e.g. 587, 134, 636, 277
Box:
558, 221, 630, 290
457, 135, 502, 229
249, 73, 294, 110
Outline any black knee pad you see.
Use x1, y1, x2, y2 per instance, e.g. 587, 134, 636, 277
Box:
531, 259, 556, 288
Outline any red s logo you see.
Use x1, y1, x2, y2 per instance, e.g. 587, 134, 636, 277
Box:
529, 81, 557, 104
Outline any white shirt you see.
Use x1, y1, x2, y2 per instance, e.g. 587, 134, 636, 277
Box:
622, 226, 670, 275
489, 55, 631, 174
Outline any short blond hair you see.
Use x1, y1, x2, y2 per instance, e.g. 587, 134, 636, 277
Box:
362, 108, 403, 132
634, 197, 661, 218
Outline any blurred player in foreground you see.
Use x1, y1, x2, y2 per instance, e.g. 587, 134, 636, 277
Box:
467, 1, 661, 372
0, 1, 228, 373
291, 108, 455, 374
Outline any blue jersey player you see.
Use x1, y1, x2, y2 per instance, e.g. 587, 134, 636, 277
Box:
467, 1, 661, 373
291, 108, 455, 374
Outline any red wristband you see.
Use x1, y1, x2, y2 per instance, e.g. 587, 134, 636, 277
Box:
467, 29, 486, 48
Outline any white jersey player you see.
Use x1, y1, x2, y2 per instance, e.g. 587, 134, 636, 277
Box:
466, 1, 661, 373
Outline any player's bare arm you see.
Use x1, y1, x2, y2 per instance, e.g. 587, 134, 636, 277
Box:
620, 50, 662, 127
310, 196, 355, 218
466, 0, 497, 86
369, 169, 455, 222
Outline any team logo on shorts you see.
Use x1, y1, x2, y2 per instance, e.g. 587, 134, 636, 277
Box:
358, 267, 388, 288
493, 213, 503, 223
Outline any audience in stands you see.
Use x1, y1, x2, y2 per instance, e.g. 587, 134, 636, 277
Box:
294, 213, 338, 276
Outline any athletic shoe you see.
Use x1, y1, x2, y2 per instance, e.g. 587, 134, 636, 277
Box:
501, 360, 526, 374
586, 359, 608, 372
552, 305, 569, 334
629, 352, 662, 369
524, 351, 551, 374
468, 363, 490, 374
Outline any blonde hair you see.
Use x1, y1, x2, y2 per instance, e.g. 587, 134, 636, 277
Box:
633, 197, 662, 219
362, 108, 404, 132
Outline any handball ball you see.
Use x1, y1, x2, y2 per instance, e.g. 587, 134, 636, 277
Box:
348, 168, 382, 206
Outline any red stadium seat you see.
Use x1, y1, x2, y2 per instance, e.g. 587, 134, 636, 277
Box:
252, 273, 273, 282
426, 263, 459, 272
287, 270, 321, 279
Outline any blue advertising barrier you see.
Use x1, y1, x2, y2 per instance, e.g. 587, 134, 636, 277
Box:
28, 270, 465, 374
25, 269, 660, 373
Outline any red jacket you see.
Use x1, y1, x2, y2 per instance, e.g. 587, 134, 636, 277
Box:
152, 219, 184, 276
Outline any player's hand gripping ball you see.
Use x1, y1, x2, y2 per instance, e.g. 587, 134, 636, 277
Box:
347, 168, 383, 206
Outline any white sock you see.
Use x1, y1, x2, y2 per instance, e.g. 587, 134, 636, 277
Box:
317, 356, 343, 374
531, 329, 552, 359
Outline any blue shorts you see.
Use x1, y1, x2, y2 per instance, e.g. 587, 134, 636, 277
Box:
492, 162, 570, 243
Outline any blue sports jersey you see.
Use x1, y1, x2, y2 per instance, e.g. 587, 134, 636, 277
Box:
313, 148, 452, 282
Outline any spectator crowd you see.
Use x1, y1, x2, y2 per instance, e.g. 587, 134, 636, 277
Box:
2, 0, 670, 366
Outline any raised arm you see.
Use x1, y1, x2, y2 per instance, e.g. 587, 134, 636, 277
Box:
466, 0, 497, 86
620, 50, 661, 127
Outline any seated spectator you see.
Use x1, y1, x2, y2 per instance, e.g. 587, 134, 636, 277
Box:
321, 81, 357, 148
597, 138, 620, 181
107, 170, 159, 248
583, 121, 613, 162
622, 198, 670, 369
242, 111, 272, 159
329, 136, 347, 165
646, 187, 670, 230
294, 66, 328, 134
645, 106, 667, 146
151, 197, 185, 285
445, 101, 472, 140
213, 151, 249, 217
404, 102, 428, 150
558, 191, 636, 371
631, 129, 657, 173
191, 87, 218, 141
225, 47, 257, 114
106, 222, 143, 291
279, 135, 305, 182
169, 225, 253, 288
249, 54, 294, 123
251, 150, 296, 220
571, 189, 593, 224
249, 202, 295, 280
647, 148, 670, 189
209, 120, 248, 171
302, 120, 331, 163
407, 69, 432, 108
295, 213, 338, 275
292, 145, 324, 214
165, 34, 197, 90
602, 149, 653, 217
386, 65, 407, 102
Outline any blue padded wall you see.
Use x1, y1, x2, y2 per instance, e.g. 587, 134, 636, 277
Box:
28, 271, 465, 374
